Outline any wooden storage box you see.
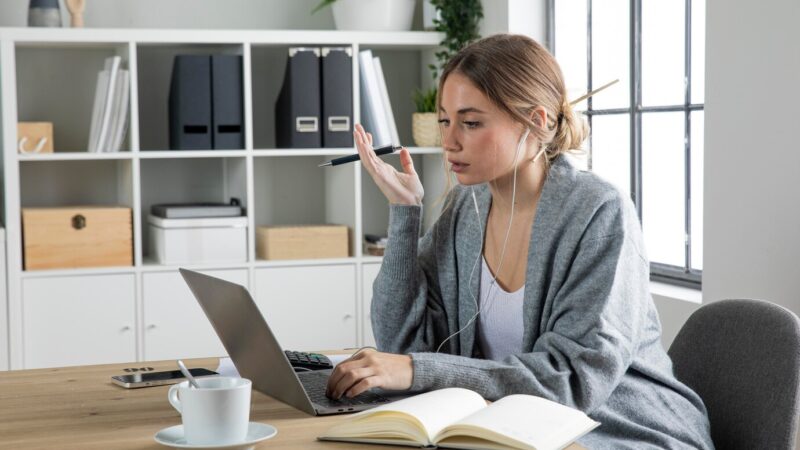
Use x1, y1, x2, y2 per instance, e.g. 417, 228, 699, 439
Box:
256, 225, 349, 260
22, 206, 133, 270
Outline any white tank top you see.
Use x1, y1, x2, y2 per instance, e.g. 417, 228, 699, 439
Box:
477, 256, 525, 361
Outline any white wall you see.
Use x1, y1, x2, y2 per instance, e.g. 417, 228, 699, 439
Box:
703, 2, 800, 443
480, 0, 547, 44
703, 0, 800, 314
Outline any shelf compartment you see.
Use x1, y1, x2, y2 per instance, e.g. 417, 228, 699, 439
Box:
20, 159, 134, 208
357, 45, 438, 148
251, 44, 350, 150
15, 43, 132, 153
139, 157, 248, 262
253, 155, 357, 259
136, 43, 245, 151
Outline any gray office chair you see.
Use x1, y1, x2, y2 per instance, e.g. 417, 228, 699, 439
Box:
668, 299, 800, 450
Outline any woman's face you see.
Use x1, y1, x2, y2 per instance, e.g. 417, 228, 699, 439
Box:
438, 72, 530, 186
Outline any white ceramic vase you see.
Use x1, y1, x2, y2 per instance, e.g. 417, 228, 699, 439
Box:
331, 0, 416, 32
422, 0, 440, 31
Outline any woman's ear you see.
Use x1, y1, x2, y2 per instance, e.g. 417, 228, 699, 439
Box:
529, 106, 548, 130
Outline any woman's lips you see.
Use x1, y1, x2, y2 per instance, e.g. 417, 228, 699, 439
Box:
449, 161, 468, 173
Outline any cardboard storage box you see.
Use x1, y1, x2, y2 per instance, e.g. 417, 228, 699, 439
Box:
256, 225, 349, 260
149, 216, 248, 264
22, 206, 133, 270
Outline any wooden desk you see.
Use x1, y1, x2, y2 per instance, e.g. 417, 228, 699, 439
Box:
0, 357, 585, 449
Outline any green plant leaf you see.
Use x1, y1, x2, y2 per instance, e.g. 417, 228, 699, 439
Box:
413, 0, 482, 111
412, 88, 438, 113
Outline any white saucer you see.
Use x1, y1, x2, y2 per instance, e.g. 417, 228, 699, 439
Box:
154, 422, 277, 449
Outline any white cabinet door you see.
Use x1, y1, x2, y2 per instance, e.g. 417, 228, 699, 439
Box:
361, 263, 381, 348
254, 265, 356, 351
22, 274, 136, 369
143, 269, 248, 361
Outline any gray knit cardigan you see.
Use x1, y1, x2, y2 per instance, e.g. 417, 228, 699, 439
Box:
371, 155, 714, 449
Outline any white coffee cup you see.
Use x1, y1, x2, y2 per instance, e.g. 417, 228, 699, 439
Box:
168, 376, 252, 445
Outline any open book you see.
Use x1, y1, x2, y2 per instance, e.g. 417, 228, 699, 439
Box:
318, 388, 600, 450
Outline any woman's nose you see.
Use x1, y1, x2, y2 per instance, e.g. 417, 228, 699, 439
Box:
441, 126, 460, 152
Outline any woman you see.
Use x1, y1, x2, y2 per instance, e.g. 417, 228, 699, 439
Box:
326, 34, 713, 449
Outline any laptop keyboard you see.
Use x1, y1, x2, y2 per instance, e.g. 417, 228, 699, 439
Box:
299, 370, 391, 408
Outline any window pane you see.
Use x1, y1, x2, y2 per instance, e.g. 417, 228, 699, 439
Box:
690, 111, 703, 270
691, 0, 705, 104
590, 114, 630, 197
642, 111, 685, 267
642, 0, 685, 106
591, 0, 629, 110
555, 0, 588, 111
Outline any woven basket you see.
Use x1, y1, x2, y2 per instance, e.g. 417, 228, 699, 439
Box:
412, 112, 442, 147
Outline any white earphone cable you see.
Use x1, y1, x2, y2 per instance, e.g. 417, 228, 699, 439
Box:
435, 128, 545, 354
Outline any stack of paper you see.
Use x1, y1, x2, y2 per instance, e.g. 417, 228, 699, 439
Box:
87, 56, 130, 153
358, 50, 400, 148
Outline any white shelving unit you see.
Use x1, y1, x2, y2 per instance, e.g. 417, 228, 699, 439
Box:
0, 27, 446, 370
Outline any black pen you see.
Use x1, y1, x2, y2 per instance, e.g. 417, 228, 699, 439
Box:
318, 145, 403, 167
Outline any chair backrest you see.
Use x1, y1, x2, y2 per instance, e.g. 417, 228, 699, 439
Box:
668, 299, 800, 450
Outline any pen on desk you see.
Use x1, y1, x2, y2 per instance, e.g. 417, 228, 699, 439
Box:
318, 145, 403, 167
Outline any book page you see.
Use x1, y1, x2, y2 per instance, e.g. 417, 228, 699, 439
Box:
322, 388, 487, 444
435, 394, 600, 450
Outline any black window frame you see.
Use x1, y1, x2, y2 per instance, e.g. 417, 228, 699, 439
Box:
547, 0, 703, 289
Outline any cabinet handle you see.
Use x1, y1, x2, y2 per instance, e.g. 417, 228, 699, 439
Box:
343, 314, 353, 321
71, 214, 87, 230
147, 324, 157, 330
121, 325, 132, 332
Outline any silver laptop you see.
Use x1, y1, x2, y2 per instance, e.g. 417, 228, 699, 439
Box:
179, 268, 398, 415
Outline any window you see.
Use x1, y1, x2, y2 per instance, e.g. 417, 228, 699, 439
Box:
549, 0, 704, 287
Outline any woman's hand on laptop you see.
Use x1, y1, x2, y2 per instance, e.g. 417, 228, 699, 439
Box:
325, 349, 412, 399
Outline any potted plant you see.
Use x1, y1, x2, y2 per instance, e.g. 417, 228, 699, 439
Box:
312, 0, 416, 32
412, 0, 483, 147
412, 88, 440, 146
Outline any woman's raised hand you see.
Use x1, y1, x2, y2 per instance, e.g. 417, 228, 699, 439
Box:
355, 124, 424, 206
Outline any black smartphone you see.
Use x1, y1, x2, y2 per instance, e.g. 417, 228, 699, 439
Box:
111, 368, 218, 389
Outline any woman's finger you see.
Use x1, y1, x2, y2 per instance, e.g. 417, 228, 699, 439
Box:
325, 348, 376, 397
354, 125, 377, 175
399, 147, 416, 176
332, 367, 374, 399
326, 358, 366, 396
345, 376, 380, 398
357, 127, 381, 167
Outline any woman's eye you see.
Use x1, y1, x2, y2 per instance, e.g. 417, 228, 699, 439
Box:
463, 121, 480, 129
438, 118, 450, 127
